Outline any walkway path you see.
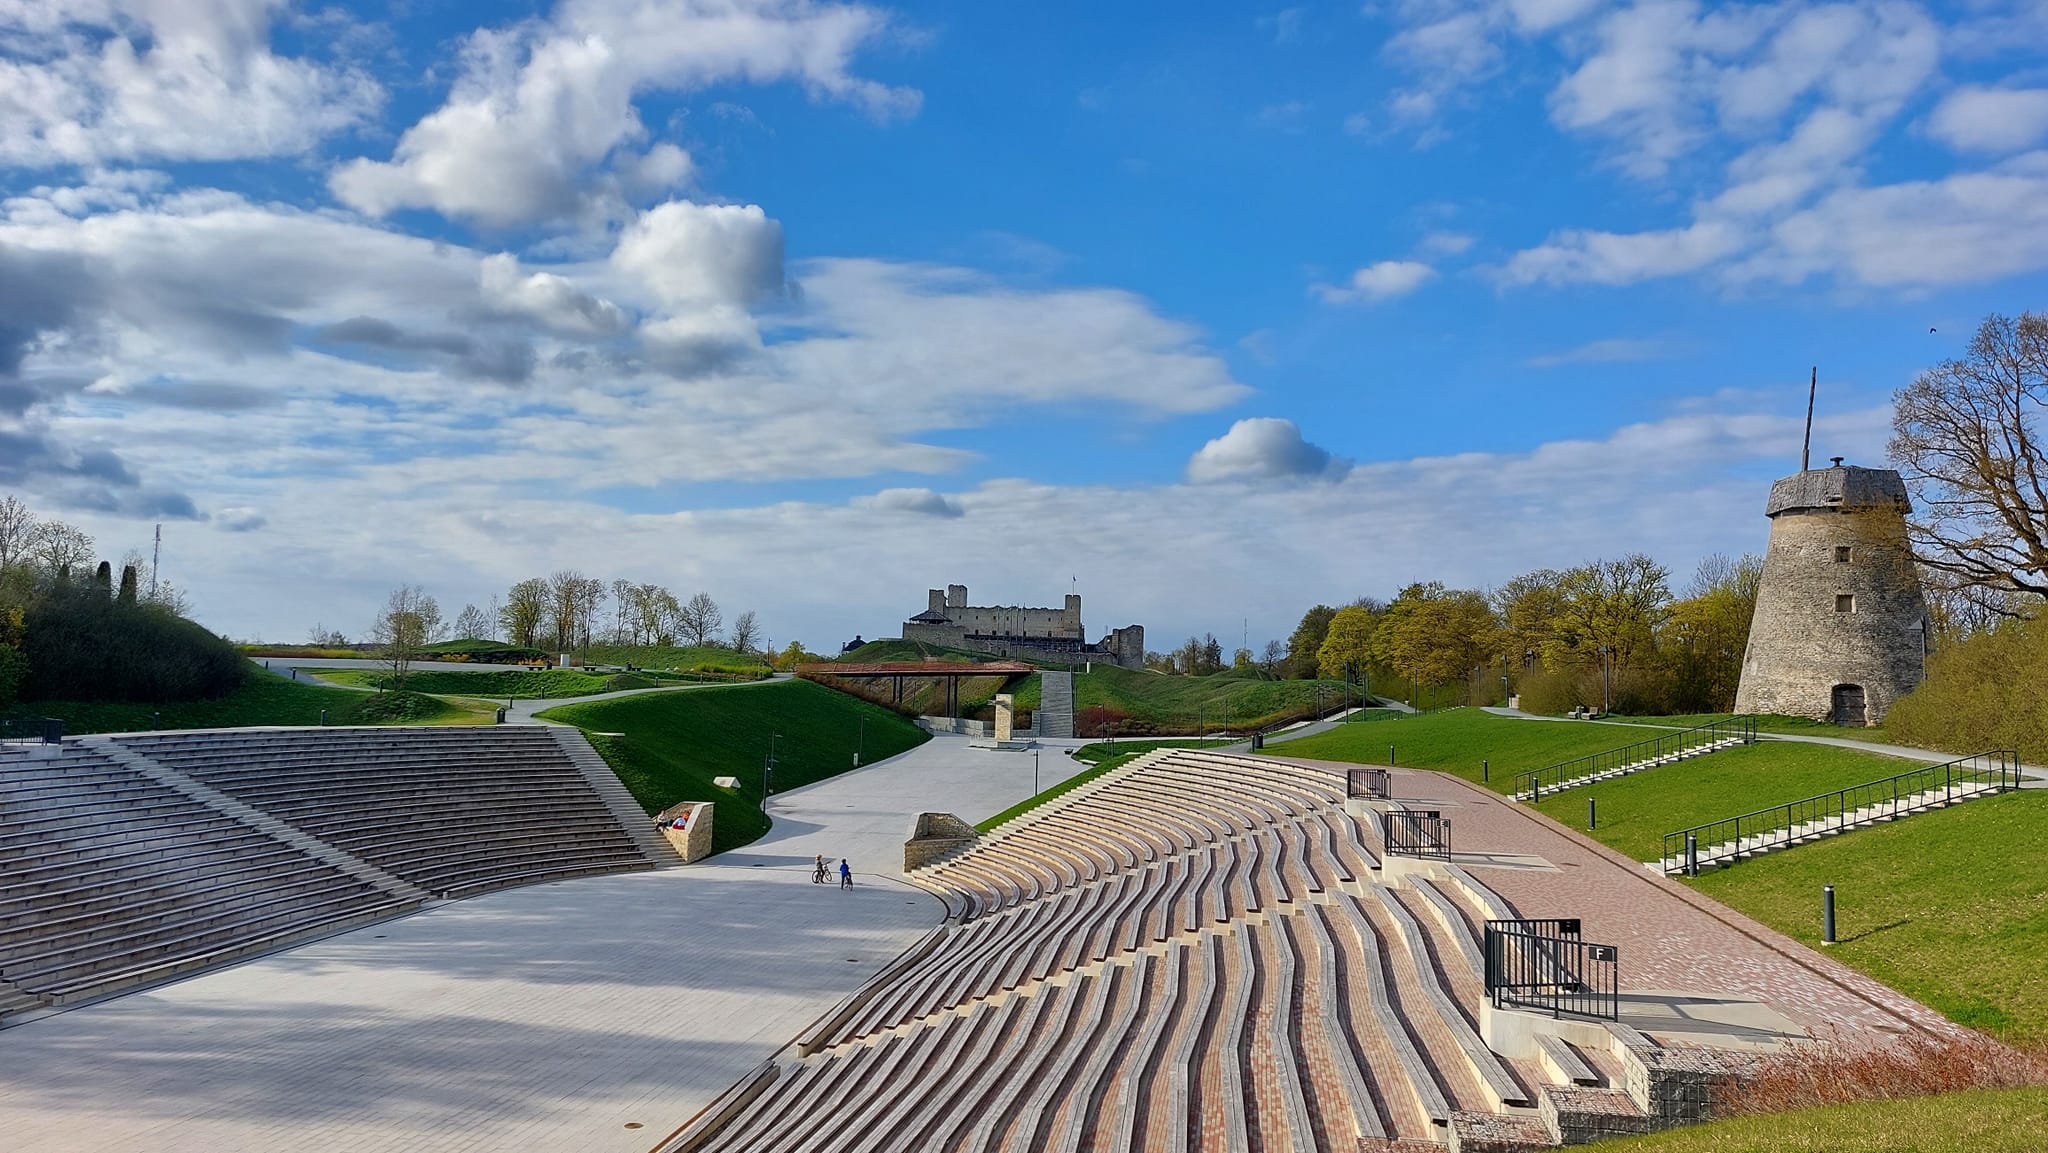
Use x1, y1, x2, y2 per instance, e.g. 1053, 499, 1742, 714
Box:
0, 732, 1091, 1153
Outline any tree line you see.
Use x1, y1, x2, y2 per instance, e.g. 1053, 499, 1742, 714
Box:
0, 495, 236, 707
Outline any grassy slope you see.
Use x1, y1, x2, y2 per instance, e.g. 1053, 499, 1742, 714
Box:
1072, 737, 1239, 764
579, 643, 769, 670
0, 670, 488, 733
306, 667, 728, 698
1585, 1087, 2048, 1153
1063, 665, 1367, 734
1529, 741, 1930, 861
1691, 789, 2048, 1044
536, 678, 929, 855
1273, 709, 1658, 791
1615, 712, 1888, 739
837, 638, 1013, 665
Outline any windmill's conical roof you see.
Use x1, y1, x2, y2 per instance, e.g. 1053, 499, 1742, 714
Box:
1765, 464, 1911, 516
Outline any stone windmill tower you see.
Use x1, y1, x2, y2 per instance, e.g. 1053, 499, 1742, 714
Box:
1734, 454, 1929, 726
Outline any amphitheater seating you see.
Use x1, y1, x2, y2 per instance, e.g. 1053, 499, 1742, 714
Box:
117, 727, 649, 897
674, 747, 1696, 1153
0, 744, 414, 1014
0, 726, 660, 1023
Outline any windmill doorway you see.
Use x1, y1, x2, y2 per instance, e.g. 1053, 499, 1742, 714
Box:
1831, 684, 1867, 727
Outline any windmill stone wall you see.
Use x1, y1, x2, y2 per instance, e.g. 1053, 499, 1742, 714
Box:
1734, 463, 1928, 726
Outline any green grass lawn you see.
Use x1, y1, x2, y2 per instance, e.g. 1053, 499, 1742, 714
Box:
1272, 708, 1662, 791
536, 678, 929, 855
1617, 712, 1886, 740
304, 667, 725, 698
1530, 741, 1930, 861
0, 669, 488, 734
1023, 665, 1368, 736
1072, 736, 1239, 764
1690, 789, 2048, 1045
836, 637, 1017, 665
577, 643, 770, 671
1585, 1087, 2048, 1152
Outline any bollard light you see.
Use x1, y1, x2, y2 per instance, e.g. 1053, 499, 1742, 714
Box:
1482, 759, 1488, 782
1389, 745, 1395, 766
1685, 832, 1698, 877
1822, 885, 1837, 945
1588, 796, 1597, 831
320, 709, 327, 726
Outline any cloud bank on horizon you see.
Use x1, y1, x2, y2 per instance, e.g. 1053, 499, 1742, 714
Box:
0, 0, 2041, 648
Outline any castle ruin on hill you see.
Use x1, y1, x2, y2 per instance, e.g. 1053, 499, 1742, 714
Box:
902, 584, 1145, 670
1734, 460, 1928, 726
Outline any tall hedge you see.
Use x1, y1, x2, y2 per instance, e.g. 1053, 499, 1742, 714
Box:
21, 585, 244, 703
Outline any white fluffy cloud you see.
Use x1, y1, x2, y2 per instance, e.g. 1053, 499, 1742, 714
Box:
0, 0, 380, 166
1186, 418, 1349, 483
330, 0, 919, 225
1927, 86, 2048, 154
1313, 260, 1436, 303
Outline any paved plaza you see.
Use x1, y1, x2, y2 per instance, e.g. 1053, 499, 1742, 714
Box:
0, 731, 1092, 1153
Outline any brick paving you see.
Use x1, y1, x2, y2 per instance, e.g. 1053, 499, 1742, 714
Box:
1276, 756, 1963, 1047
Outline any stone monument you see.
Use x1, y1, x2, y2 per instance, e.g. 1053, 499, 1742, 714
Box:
1734, 459, 1928, 726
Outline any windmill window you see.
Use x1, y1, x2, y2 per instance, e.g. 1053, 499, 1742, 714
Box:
1836, 594, 1856, 613
1834, 546, 1852, 563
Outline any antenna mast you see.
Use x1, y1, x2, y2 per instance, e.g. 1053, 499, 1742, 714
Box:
1802, 366, 1816, 471
150, 523, 161, 599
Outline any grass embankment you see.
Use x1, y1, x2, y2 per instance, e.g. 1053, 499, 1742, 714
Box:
1585, 1086, 2048, 1153
579, 643, 770, 672
1529, 742, 1932, 862
1273, 708, 1653, 791
837, 638, 1013, 665
1691, 789, 2048, 1045
1011, 665, 1369, 737
537, 678, 929, 855
305, 667, 731, 698
977, 750, 1137, 832
1072, 737, 1239, 763
0, 669, 490, 734
1614, 712, 1886, 739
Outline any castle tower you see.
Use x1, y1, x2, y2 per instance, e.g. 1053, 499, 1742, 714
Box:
1734, 461, 1928, 726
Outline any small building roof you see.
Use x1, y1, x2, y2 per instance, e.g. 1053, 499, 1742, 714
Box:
1765, 464, 1911, 516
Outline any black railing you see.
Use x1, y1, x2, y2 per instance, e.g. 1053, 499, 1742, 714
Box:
1517, 715, 1757, 799
1661, 750, 2022, 875
1484, 918, 1619, 1020
1347, 768, 1392, 800
1384, 809, 1449, 860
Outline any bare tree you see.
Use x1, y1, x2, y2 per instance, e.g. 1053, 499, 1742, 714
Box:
1260, 638, 1286, 670
32, 521, 93, 576
452, 602, 494, 641
1890, 311, 2048, 606
728, 609, 761, 655
610, 578, 636, 643
0, 496, 37, 570
372, 585, 437, 690
677, 591, 722, 647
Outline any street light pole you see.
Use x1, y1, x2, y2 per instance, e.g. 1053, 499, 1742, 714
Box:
855, 715, 865, 767
1033, 748, 1041, 796
1597, 647, 1613, 713
762, 732, 781, 809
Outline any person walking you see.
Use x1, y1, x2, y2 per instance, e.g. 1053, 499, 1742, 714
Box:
812, 854, 827, 884
838, 858, 853, 890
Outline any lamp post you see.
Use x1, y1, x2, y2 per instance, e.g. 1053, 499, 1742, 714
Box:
1033, 747, 1041, 796
1597, 646, 1613, 713
855, 715, 865, 768
762, 732, 781, 809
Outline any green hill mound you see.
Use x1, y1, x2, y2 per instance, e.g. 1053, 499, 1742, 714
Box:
536, 678, 929, 855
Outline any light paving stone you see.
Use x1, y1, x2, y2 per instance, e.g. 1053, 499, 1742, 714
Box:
0, 733, 1094, 1153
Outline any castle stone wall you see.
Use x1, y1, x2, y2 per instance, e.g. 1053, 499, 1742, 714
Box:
1735, 483, 1927, 725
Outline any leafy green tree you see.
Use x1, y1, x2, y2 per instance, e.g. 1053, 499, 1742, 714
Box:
1371, 582, 1498, 688
1316, 604, 1379, 681
1539, 555, 1671, 677
1284, 605, 1337, 679
1663, 553, 1763, 712
501, 578, 548, 649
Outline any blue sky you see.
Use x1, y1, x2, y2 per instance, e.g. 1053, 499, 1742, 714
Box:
2, 0, 2045, 650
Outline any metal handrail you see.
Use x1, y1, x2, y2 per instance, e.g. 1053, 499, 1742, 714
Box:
1517, 714, 1758, 799
1384, 809, 1450, 860
1346, 768, 1392, 800
1484, 918, 1619, 1020
1660, 750, 2021, 875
